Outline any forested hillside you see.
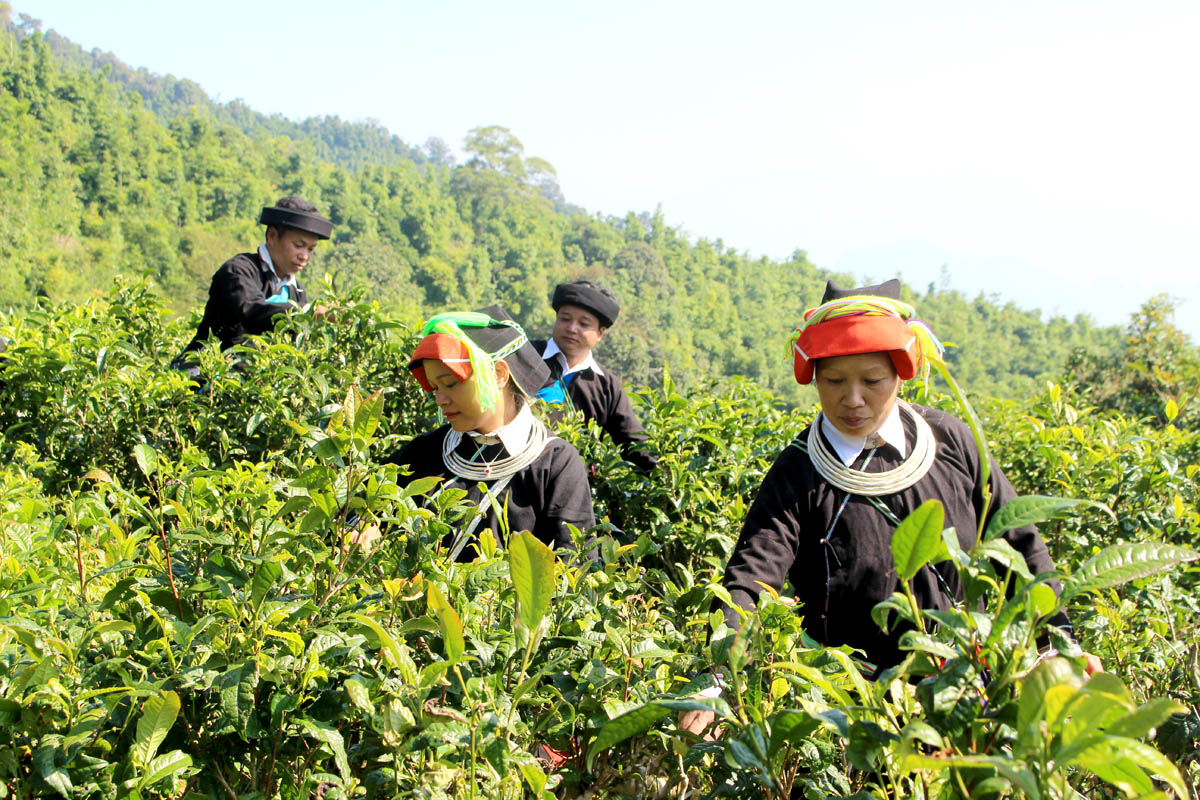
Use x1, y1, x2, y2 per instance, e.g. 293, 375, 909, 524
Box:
0, 11, 1123, 401
36, 25, 438, 173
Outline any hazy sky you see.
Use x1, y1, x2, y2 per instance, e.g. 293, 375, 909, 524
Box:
14, 0, 1200, 336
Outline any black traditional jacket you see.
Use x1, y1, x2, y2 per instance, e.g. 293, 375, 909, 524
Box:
182, 251, 308, 354
722, 404, 1064, 669
384, 424, 595, 559
533, 340, 657, 472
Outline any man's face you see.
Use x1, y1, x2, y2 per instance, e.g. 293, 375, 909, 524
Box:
552, 304, 606, 364
265, 227, 320, 279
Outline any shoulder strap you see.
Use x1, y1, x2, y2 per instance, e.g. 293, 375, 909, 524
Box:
446, 474, 516, 561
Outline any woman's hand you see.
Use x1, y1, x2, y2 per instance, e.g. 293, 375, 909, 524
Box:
345, 523, 381, 555
1083, 652, 1104, 675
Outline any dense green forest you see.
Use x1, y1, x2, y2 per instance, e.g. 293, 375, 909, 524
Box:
0, 10, 1128, 402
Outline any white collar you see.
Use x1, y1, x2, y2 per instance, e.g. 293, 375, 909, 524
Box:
467, 401, 537, 455
258, 244, 297, 287
820, 402, 908, 466
543, 337, 604, 377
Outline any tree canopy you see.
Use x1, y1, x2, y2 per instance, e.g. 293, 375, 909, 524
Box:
0, 19, 1130, 402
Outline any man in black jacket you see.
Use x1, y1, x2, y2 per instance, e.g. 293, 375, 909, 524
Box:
534, 281, 657, 472
174, 195, 333, 369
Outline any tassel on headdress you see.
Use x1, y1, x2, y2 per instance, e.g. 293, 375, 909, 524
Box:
407, 307, 550, 409
421, 312, 523, 411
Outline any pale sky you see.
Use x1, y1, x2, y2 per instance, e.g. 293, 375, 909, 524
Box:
14, 0, 1200, 337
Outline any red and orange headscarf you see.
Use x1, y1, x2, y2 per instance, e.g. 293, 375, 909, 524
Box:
787, 295, 945, 385
408, 312, 528, 410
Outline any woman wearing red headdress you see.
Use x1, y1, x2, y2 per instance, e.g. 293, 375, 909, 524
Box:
716, 280, 1099, 675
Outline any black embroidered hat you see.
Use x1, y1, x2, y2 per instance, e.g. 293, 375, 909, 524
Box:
552, 281, 620, 328
475, 305, 552, 400
820, 278, 903, 304
259, 196, 334, 240
409, 305, 551, 403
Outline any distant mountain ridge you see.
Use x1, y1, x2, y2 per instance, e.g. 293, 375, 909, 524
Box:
27, 13, 443, 172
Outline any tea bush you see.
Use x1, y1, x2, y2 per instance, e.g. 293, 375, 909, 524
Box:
0, 283, 1197, 798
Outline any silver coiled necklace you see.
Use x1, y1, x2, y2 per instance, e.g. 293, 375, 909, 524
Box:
807, 401, 937, 496
441, 418, 552, 481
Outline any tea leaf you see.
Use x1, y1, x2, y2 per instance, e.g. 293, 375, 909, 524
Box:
509, 531, 556, 633
353, 388, 385, 443
33, 744, 73, 798
425, 583, 465, 665
1104, 698, 1185, 741
297, 717, 351, 782
1018, 657, 1079, 747
346, 613, 406, 675
1070, 737, 1186, 799
587, 703, 670, 770
249, 559, 283, 611
344, 677, 373, 713
891, 499, 945, 581
133, 690, 180, 767
218, 661, 259, 738
138, 749, 193, 789
1064, 543, 1200, 600
984, 495, 1090, 540
900, 752, 1040, 798
132, 443, 158, 478
769, 709, 821, 757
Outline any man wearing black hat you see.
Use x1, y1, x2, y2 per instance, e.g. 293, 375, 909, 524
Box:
534, 280, 657, 472
175, 195, 333, 364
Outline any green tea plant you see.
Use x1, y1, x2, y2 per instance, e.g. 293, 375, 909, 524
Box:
0, 276, 432, 493
589, 497, 1198, 799
1, 284, 1198, 798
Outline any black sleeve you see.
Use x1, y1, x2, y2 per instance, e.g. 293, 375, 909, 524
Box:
982, 457, 1071, 632
534, 441, 597, 552
213, 258, 290, 335
720, 448, 804, 630
602, 374, 658, 471
382, 430, 443, 488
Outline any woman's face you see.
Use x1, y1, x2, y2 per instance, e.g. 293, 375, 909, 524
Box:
423, 359, 507, 433
815, 352, 902, 438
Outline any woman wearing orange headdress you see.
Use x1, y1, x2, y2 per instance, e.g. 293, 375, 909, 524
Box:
718, 280, 1095, 674
383, 305, 595, 560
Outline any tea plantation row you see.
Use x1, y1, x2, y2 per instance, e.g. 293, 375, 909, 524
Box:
0, 281, 1197, 799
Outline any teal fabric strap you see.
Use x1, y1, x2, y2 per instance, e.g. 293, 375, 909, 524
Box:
265, 285, 290, 304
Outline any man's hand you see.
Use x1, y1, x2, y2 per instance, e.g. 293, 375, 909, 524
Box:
677, 709, 718, 741
314, 300, 356, 320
